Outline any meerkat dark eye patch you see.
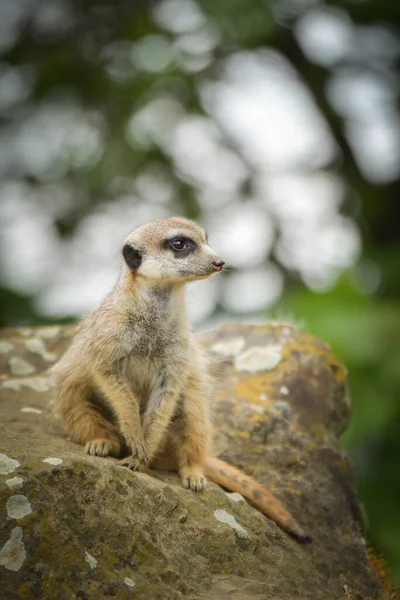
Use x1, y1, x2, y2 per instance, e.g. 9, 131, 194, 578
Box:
163, 236, 197, 257
122, 244, 142, 271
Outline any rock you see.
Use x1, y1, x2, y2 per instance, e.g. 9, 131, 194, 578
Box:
0, 323, 384, 599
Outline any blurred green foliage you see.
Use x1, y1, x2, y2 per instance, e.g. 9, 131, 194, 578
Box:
0, 0, 399, 585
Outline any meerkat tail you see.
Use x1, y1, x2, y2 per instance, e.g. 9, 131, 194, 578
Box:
204, 457, 311, 542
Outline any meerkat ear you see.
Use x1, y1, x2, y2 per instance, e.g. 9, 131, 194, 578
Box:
122, 244, 142, 271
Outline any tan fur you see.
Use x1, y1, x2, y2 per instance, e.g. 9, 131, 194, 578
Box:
52, 217, 310, 541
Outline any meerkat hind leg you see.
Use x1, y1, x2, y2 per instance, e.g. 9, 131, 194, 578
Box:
81, 408, 122, 458
156, 432, 206, 491
152, 436, 206, 490
81, 397, 122, 458
56, 382, 122, 458
170, 384, 211, 492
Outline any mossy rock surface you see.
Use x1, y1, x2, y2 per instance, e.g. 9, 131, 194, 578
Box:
0, 323, 383, 599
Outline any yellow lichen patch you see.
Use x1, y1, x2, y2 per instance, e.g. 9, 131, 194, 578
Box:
285, 454, 302, 467
235, 374, 275, 407
309, 424, 330, 444
332, 363, 347, 383
367, 548, 400, 599
231, 430, 250, 439
336, 459, 351, 474
282, 338, 347, 383
248, 414, 270, 425
17, 581, 34, 600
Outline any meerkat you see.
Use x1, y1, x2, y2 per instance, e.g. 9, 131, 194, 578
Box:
52, 216, 309, 541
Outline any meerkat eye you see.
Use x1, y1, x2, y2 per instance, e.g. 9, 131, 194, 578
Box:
171, 238, 189, 251
164, 236, 197, 255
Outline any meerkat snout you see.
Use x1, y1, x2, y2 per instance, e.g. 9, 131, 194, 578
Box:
212, 259, 225, 272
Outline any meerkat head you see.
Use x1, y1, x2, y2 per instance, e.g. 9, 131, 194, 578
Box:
122, 217, 225, 285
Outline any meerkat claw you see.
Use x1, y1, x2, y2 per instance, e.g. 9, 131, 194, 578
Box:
124, 439, 149, 465
183, 476, 206, 492
118, 456, 146, 471
119, 441, 149, 471
86, 439, 121, 457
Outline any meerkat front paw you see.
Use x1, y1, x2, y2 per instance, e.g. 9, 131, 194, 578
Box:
118, 455, 146, 471
86, 439, 121, 457
118, 439, 149, 471
180, 466, 207, 492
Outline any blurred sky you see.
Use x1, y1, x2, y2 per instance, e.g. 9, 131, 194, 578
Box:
0, 0, 399, 327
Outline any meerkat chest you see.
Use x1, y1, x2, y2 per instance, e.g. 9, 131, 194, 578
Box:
122, 315, 189, 402
123, 308, 188, 364
119, 291, 191, 396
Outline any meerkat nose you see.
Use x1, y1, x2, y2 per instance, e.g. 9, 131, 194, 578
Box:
212, 260, 225, 271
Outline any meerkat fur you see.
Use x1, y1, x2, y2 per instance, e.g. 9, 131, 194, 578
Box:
52, 216, 310, 541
